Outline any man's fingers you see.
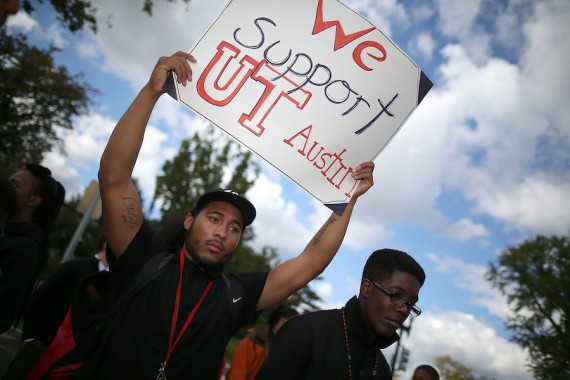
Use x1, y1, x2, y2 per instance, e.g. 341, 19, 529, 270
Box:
352, 161, 375, 180
166, 52, 197, 85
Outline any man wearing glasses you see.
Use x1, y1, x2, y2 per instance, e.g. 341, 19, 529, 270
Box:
256, 248, 425, 379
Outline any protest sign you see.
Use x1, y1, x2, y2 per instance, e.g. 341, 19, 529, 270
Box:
164, 0, 432, 214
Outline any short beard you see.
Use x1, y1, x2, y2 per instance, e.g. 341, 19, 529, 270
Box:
184, 225, 228, 273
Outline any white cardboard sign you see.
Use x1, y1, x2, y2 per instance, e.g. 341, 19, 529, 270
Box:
165, 0, 432, 214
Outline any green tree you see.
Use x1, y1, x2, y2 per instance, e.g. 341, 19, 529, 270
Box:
38, 195, 102, 279
22, 0, 98, 32
151, 125, 258, 218
435, 355, 495, 380
0, 30, 95, 176
486, 235, 570, 380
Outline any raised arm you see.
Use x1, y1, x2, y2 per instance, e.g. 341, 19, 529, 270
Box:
98, 51, 196, 259
257, 161, 374, 310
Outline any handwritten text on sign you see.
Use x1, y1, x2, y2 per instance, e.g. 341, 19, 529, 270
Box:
169, 0, 432, 212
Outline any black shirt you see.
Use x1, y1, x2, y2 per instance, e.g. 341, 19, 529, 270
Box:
89, 222, 267, 379
256, 296, 398, 380
22, 256, 100, 344
0, 222, 44, 333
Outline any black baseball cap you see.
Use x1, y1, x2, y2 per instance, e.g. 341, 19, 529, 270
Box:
191, 188, 256, 226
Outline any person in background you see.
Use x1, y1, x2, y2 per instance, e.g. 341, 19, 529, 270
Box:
0, 0, 19, 27
412, 364, 440, 380
1, 238, 109, 380
0, 164, 65, 334
227, 304, 298, 380
256, 248, 426, 380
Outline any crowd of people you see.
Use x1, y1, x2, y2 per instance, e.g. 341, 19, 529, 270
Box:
1, 4, 440, 378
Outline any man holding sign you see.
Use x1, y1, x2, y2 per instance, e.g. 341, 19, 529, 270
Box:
28, 51, 374, 380
99, 51, 373, 379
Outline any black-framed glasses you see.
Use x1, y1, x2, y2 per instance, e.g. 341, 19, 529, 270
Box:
369, 279, 422, 317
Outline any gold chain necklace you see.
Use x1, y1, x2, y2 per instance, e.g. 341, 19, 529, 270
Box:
341, 308, 379, 380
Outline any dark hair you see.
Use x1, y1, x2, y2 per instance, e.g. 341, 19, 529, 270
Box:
362, 248, 426, 286
155, 213, 188, 252
24, 164, 66, 262
415, 364, 440, 380
25, 164, 65, 230
267, 305, 298, 332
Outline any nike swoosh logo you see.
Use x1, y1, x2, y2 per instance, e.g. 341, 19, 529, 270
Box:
233, 297, 242, 303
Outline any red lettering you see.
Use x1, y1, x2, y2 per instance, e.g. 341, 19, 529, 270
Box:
283, 125, 314, 154
312, 0, 385, 71
240, 61, 311, 136
312, 0, 375, 51
284, 126, 357, 197
353, 41, 386, 71
197, 41, 258, 106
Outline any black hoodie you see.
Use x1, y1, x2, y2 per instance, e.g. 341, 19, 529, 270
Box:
0, 221, 44, 333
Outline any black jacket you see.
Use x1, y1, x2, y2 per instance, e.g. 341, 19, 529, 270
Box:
22, 256, 101, 344
0, 222, 44, 333
256, 296, 398, 380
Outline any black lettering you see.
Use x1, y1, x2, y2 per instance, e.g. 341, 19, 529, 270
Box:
233, 17, 276, 49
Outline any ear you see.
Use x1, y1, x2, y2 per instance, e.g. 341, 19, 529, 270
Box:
183, 213, 193, 230
27, 195, 43, 208
360, 278, 372, 299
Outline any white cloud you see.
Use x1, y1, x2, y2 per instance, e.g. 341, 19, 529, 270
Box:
434, 0, 492, 63
428, 253, 511, 320
479, 176, 570, 235
348, 0, 408, 36
411, 32, 436, 60
446, 218, 489, 242
45, 23, 67, 49
313, 280, 345, 311
435, 0, 482, 37
75, 37, 100, 60
85, 0, 228, 90
42, 151, 83, 198
399, 310, 534, 380
7, 11, 69, 49
133, 124, 171, 201
247, 173, 311, 258
520, 0, 570, 141
6, 11, 37, 32
409, 4, 435, 24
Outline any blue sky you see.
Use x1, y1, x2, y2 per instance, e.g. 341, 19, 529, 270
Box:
6, 0, 570, 379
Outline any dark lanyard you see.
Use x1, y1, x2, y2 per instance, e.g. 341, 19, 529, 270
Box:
156, 249, 214, 380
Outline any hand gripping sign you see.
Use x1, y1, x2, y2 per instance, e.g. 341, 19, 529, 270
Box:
164, 0, 432, 215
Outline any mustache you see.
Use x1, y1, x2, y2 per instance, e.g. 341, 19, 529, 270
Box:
205, 239, 224, 251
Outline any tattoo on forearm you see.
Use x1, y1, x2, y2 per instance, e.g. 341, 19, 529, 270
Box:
311, 216, 337, 246
121, 197, 140, 228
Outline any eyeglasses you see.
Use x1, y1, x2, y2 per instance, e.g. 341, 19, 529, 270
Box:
369, 280, 422, 317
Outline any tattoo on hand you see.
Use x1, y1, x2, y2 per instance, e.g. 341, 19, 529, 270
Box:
121, 197, 140, 228
312, 216, 337, 246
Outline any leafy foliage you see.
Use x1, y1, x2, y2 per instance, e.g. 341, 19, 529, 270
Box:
151, 125, 259, 218
22, 0, 98, 32
486, 235, 570, 380
40, 195, 103, 280
0, 30, 95, 176
435, 355, 495, 380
